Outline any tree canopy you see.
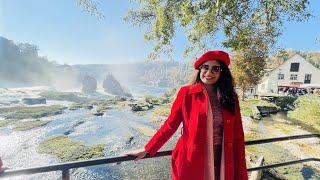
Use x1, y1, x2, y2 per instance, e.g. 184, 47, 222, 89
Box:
125, 0, 311, 60
75, 0, 313, 98
76, 0, 105, 20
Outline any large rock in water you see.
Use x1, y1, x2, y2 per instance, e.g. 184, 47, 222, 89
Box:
102, 73, 132, 98
81, 76, 97, 93
22, 97, 46, 105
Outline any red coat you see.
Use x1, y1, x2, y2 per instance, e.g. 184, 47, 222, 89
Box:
145, 83, 248, 180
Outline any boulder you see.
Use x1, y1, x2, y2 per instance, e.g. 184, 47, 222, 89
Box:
102, 73, 132, 98
81, 76, 97, 93
129, 103, 153, 112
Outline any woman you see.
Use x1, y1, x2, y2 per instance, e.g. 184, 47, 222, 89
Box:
127, 50, 248, 180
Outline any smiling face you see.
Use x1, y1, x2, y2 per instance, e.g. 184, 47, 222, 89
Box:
199, 60, 221, 85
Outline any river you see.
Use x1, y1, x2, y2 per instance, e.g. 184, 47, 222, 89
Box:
1, 85, 320, 179
0, 85, 178, 180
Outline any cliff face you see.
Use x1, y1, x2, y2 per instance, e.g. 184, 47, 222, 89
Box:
102, 73, 132, 97
81, 76, 97, 93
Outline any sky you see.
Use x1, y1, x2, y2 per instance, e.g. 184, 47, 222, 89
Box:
0, 0, 319, 65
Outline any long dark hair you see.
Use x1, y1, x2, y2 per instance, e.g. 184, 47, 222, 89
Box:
188, 61, 237, 114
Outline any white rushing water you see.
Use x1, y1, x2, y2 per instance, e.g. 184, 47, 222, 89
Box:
0, 85, 173, 179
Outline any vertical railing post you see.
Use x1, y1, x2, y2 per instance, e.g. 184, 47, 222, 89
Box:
62, 169, 70, 180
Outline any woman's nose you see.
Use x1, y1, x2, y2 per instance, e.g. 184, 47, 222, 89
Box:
205, 69, 213, 75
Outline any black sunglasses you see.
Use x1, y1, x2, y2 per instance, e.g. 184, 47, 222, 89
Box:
199, 65, 222, 74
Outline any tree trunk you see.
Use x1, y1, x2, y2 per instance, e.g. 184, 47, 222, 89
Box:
241, 87, 246, 101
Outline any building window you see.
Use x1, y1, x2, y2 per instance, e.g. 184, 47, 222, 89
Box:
290, 74, 298, 80
290, 63, 300, 72
304, 74, 312, 84
278, 74, 284, 80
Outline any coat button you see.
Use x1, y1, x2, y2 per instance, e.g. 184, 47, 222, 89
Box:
226, 119, 231, 123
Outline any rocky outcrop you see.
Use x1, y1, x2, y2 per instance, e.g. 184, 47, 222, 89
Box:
22, 97, 46, 105
81, 76, 97, 93
102, 73, 132, 98
252, 105, 279, 119
129, 103, 153, 111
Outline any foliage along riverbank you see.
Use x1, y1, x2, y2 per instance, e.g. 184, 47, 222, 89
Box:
240, 94, 320, 179
288, 94, 320, 133
239, 94, 320, 133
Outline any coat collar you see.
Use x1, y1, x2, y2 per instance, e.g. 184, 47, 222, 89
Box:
190, 82, 222, 103
190, 82, 204, 94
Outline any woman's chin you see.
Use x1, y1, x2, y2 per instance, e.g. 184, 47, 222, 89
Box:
202, 80, 217, 85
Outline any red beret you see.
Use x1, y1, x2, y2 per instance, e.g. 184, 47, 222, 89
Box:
194, 50, 230, 69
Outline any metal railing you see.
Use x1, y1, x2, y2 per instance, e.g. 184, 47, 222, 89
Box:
0, 134, 319, 179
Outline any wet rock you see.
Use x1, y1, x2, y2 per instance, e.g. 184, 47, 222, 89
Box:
22, 97, 46, 105
131, 104, 153, 111
63, 129, 74, 135
131, 104, 143, 111
39, 91, 88, 103
69, 103, 94, 110
126, 136, 134, 145
64, 120, 86, 135
93, 112, 104, 116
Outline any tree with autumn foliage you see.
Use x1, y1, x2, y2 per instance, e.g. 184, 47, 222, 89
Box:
231, 49, 266, 100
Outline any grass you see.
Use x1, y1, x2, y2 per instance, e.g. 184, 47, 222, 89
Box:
288, 94, 320, 132
244, 131, 266, 141
246, 143, 305, 179
151, 105, 171, 123
144, 94, 162, 105
38, 136, 105, 162
136, 126, 156, 137
239, 99, 278, 117
13, 119, 50, 131
0, 105, 66, 120
0, 119, 11, 127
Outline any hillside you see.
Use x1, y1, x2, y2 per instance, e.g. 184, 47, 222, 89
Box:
0, 36, 79, 89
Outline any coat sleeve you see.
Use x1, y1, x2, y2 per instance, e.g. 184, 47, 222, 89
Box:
144, 86, 186, 156
233, 98, 248, 179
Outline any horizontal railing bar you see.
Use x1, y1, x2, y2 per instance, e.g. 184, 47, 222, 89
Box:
245, 133, 320, 146
0, 151, 172, 178
0, 134, 319, 178
248, 158, 320, 172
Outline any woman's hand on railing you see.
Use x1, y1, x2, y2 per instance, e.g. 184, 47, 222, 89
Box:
125, 148, 148, 161
0, 157, 8, 173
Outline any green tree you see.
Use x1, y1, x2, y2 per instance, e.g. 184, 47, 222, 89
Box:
76, 0, 312, 97
124, 0, 311, 95
76, 0, 105, 20
125, 0, 311, 60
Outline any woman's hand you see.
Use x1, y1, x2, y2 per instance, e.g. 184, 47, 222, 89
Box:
125, 148, 148, 161
0, 157, 8, 173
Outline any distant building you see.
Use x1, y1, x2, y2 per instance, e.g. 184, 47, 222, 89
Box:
257, 54, 320, 94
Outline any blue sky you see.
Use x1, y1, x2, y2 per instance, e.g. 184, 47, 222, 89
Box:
0, 0, 319, 65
